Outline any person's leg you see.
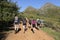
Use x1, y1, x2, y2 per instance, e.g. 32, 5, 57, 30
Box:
28, 23, 31, 28
37, 23, 39, 28
35, 24, 39, 30
16, 24, 19, 31
18, 23, 20, 30
14, 24, 17, 34
31, 28, 34, 33
31, 24, 35, 33
37, 23, 38, 27
15, 24, 21, 33
14, 24, 17, 31
37, 23, 40, 27
23, 25, 26, 33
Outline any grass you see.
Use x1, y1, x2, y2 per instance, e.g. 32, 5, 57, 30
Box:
41, 27, 60, 40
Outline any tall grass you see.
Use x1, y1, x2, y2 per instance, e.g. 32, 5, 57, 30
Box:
41, 27, 60, 40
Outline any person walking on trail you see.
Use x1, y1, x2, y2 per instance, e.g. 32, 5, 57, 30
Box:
28, 19, 32, 28
31, 19, 39, 33
37, 19, 41, 28
22, 18, 27, 33
26, 17, 29, 28
14, 15, 19, 34
40, 19, 44, 28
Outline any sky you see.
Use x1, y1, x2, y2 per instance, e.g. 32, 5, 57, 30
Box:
12, 0, 60, 12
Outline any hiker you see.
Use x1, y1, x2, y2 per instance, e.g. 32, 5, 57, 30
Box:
14, 15, 19, 34
31, 19, 39, 33
22, 18, 27, 33
18, 17, 22, 30
26, 17, 29, 28
37, 19, 41, 28
40, 19, 44, 28
28, 18, 32, 28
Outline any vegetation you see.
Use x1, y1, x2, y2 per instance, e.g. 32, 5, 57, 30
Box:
19, 3, 60, 40
0, 0, 60, 40
19, 3, 60, 32
0, 0, 19, 30
0, 0, 19, 21
41, 27, 60, 40
0, 0, 19, 40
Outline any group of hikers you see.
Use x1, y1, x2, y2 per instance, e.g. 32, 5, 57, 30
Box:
14, 15, 44, 34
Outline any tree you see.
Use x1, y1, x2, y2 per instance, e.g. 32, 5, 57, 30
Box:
0, 0, 19, 28
0, 0, 19, 21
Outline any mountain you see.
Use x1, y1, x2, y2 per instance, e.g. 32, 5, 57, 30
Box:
40, 3, 57, 9
22, 3, 60, 19
25, 6, 36, 11
38, 3, 58, 14
24, 6, 38, 14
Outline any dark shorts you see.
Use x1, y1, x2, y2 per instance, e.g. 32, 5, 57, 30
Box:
23, 23, 26, 25
32, 24, 36, 28
14, 22, 18, 24
29, 22, 31, 25
37, 23, 40, 26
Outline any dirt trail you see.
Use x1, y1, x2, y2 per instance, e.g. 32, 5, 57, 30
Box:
5, 24, 54, 40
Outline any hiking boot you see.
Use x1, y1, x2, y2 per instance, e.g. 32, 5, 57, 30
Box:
31, 29, 35, 33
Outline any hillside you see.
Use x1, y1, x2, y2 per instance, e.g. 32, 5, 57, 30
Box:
24, 6, 37, 12
22, 3, 60, 18
39, 3, 60, 18
19, 3, 60, 32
